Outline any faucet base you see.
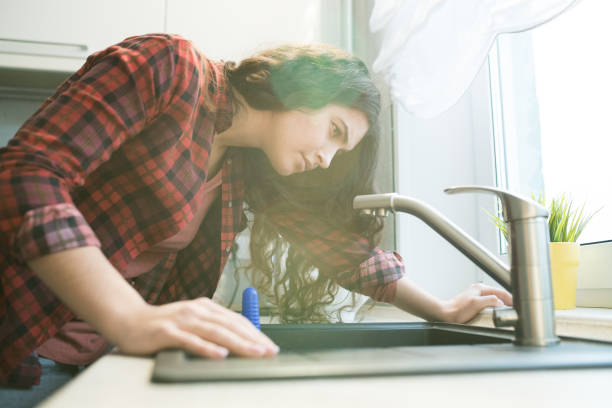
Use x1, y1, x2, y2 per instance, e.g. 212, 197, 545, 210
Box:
514, 336, 561, 347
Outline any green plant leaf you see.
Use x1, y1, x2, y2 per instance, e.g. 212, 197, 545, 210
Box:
486, 210, 508, 242
489, 191, 599, 243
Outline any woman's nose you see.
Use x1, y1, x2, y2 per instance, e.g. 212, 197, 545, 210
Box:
316, 148, 336, 169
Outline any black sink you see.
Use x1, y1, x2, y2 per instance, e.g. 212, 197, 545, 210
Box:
260, 322, 511, 351
152, 322, 612, 382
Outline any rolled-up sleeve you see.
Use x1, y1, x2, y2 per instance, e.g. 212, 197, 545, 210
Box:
268, 211, 405, 302
13, 204, 101, 262
0, 34, 200, 263
342, 250, 404, 303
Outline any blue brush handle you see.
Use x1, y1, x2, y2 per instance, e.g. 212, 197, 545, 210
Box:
241, 287, 261, 330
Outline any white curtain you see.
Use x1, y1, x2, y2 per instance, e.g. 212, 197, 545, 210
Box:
370, 0, 581, 119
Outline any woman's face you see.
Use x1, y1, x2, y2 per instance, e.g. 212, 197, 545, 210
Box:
263, 104, 369, 176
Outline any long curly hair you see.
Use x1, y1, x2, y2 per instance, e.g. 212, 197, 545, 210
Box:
224, 44, 383, 323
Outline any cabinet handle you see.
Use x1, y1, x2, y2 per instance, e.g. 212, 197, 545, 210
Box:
0, 38, 88, 58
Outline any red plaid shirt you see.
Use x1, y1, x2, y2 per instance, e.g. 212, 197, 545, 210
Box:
0, 34, 404, 387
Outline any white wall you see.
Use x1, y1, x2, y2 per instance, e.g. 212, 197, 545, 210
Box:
395, 62, 502, 300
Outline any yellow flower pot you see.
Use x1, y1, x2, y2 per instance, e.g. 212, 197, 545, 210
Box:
549, 242, 580, 310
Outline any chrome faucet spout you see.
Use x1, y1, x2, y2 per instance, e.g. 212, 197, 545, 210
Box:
354, 187, 559, 347
353, 193, 511, 290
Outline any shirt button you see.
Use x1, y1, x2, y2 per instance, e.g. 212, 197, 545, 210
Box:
227, 159, 232, 165
225, 247, 231, 253
228, 201, 233, 208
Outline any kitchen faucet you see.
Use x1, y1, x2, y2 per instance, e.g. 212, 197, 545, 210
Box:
354, 186, 560, 347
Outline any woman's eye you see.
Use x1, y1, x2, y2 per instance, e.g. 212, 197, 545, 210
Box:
331, 122, 341, 138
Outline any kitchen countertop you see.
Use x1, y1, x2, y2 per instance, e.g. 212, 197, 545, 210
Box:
38, 306, 612, 408
361, 304, 612, 342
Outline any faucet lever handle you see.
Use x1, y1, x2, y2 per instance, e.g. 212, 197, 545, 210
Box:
444, 185, 548, 222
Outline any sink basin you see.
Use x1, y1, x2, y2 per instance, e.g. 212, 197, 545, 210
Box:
152, 322, 612, 382
260, 322, 510, 350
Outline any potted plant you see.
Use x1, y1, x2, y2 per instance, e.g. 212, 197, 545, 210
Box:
490, 193, 598, 310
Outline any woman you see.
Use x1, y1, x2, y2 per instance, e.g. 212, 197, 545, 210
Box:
0, 34, 511, 400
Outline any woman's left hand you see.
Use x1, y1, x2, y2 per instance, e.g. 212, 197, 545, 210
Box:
441, 283, 513, 324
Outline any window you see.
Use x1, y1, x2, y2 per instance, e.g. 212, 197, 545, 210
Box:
489, 0, 611, 245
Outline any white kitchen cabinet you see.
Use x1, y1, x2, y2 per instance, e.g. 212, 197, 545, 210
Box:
165, 0, 343, 63
0, 0, 345, 73
0, 0, 165, 72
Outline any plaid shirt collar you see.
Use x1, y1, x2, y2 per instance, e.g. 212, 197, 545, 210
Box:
212, 62, 234, 135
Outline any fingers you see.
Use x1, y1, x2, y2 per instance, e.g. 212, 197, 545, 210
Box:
476, 294, 504, 309
195, 298, 278, 350
471, 283, 513, 306
185, 320, 274, 358
449, 284, 511, 324
165, 325, 230, 359
174, 298, 279, 358
485, 288, 513, 306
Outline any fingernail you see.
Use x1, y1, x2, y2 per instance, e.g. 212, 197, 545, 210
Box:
268, 344, 280, 354
217, 347, 229, 358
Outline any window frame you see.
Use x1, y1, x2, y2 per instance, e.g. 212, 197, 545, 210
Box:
486, 30, 612, 306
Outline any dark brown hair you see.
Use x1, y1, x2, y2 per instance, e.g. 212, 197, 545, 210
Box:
225, 44, 382, 322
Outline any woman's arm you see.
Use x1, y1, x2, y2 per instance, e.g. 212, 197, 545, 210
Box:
391, 276, 513, 323
28, 246, 278, 358
261, 208, 513, 323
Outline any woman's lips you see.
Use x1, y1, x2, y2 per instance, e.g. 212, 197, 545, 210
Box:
302, 154, 313, 171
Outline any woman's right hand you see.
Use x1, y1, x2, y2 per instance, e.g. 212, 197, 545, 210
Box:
115, 297, 279, 359
29, 247, 277, 360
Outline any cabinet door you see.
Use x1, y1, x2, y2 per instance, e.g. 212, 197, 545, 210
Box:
166, 0, 334, 63
0, 0, 164, 71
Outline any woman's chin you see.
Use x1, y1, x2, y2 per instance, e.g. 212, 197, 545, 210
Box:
274, 166, 295, 177
275, 161, 302, 176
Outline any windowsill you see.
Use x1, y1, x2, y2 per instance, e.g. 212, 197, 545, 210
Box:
472, 307, 612, 342
359, 304, 612, 342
